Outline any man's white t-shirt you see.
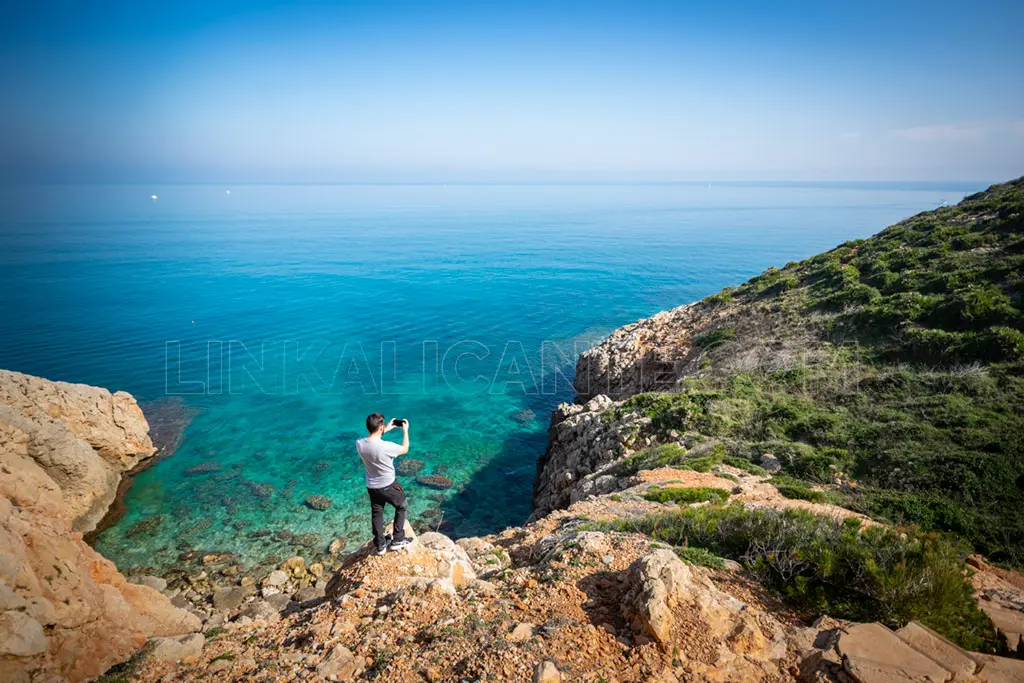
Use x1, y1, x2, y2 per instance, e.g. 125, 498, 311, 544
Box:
356, 437, 402, 489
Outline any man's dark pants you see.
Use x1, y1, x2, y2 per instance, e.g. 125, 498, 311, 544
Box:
368, 481, 408, 551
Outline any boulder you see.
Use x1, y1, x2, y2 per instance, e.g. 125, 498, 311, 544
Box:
621, 549, 689, 648
145, 633, 205, 663
456, 537, 511, 574
264, 570, 289, 587
760, 453, 782, 473
533, 660, 561, 683
620, 547, 785, 672
419, 532, 476, 588
293, 585, 326, 603
238, 600, 280, 622
508, 622, 536, 642
212, 587, 249, 612
281, 556, 307, 576
316, 644, 366, 680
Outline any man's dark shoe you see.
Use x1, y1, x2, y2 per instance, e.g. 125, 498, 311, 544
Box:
375, 534, 393, 555
389, 537, 413, 551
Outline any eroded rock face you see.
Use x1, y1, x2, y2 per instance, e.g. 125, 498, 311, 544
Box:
0, 371, 199, 683
533, 395, 650, 515
0, 369, 156, 532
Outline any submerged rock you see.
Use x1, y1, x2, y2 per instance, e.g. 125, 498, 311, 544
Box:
397, 458, 425, 475
244, 479, 275, 498
416, 474, 454, 490
125, 515, 163, 537
293, 532, 321, 548
183, 461, 220, 476
512, 409, 536, 425
304, 495, 332, 511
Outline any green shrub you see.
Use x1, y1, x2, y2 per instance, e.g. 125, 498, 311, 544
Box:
615, 392, 710, 431
704, 288, 734, 307
722, 456, 768, 476
675, 546, 725, 569
772, 476, 827, 503
599, 505, 997, 652
643, 486, 731, 505
695, 327, 737, 350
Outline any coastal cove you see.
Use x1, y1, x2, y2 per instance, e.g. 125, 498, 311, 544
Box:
3, 179, 1024, 683
0, 182, 982, 575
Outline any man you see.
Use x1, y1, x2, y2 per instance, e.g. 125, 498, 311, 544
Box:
356, 413, 412, 554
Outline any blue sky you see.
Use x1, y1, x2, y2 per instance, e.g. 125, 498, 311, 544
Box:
1, 1, 1022, 182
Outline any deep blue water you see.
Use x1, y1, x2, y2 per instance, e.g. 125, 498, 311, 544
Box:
0, 181, 983, 571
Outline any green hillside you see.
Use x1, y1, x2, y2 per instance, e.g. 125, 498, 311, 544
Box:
627, 177, 1024, 565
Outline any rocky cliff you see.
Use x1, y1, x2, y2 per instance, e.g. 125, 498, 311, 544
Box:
538, 177, 1024, 566
0, 371, 200, 683
0, 370, 157, 533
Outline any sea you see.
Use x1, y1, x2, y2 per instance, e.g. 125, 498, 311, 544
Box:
0, 181, 984, 572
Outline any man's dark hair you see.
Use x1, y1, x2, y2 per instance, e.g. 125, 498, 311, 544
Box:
366, 412, 386, 434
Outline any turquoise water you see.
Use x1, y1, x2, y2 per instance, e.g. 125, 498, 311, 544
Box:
0, 182, 982, 571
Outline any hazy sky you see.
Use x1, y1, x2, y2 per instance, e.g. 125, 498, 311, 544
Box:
2, 1, 1022, 182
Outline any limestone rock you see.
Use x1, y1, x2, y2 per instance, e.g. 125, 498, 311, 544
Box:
316, 644, 366, 680
134, 575, 168, 593
970, 653, 1024, 683
621, 549, 691, 648
212, 586, 249, 612
533, 660, 562, 683
0, 371, 199, 683
264, 570, 288, 587
894, 621, 976, 678
145, 633, 205, 663
0, 369, 156, 532
281, 556, 306, 576
0, 611, 47, 656
838, 622, 952, 682
456, 537, 510, 574
508, 622, 536, 642
293, 585, 326, 603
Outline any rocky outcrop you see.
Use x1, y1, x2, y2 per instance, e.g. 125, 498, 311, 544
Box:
533, 394, 652, 515
0, 370, 156, 532
0, 371, 199, 683
574, 302, 723, 402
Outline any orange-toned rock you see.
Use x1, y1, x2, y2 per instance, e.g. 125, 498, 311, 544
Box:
0, 371, 199, 683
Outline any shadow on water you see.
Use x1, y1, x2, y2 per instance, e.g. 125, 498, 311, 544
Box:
430, 393, 559, 539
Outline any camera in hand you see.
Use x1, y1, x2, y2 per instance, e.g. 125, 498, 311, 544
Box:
391, 418, 407, 427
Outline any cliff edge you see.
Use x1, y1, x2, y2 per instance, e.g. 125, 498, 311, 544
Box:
0, 371, 200, 683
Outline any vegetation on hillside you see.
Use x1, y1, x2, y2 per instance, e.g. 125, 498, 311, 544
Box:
599, 504, 999, 652
615, 178, 1024, 566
